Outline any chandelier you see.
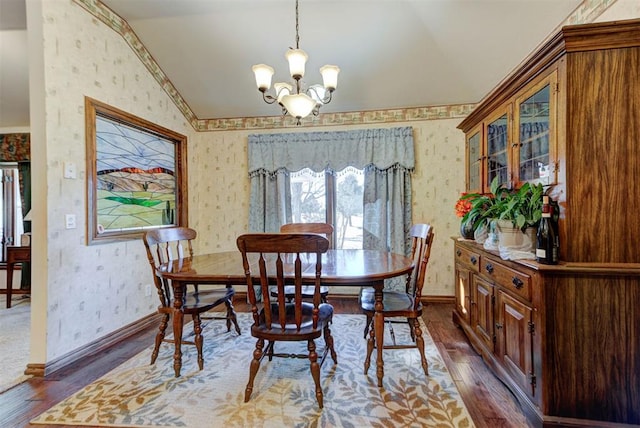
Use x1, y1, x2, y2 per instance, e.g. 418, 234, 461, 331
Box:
251, 0, 340, 124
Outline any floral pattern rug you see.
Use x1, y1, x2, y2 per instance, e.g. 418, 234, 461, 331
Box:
31, 313, 474, 427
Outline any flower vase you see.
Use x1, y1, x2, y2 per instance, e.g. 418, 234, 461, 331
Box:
460, 220, 475, 239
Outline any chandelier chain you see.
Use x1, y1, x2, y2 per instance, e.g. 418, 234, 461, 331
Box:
295, 0, 300, 49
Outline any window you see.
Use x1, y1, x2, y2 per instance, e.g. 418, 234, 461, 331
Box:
290, 167, 364, 249
1, 164, 24, 262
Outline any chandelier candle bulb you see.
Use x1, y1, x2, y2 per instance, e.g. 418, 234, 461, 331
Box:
285, 49, 308, 79
252, 64, 274, 91
320, 65, 340, 90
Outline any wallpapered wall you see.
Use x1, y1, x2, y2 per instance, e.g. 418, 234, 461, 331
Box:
30, 0, 638, 365
187, 120, 465, 297
37, 0, 197, 360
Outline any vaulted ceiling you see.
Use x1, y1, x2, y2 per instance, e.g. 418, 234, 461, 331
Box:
0, 0, 582, 128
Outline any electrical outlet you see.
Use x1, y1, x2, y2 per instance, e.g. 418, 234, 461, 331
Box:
65, 214, 76, 229
145, 284, 152, 297
63, 162, 77, 179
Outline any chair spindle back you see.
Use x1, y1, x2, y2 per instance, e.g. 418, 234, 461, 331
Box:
405, 224, 434, 308
237, 233, 330, 331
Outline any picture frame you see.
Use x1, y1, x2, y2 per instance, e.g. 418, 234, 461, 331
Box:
85, 97, 188, 245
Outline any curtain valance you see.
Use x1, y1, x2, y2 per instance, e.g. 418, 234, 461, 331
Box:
248, 127, 414, 176
0, 133, 31, 162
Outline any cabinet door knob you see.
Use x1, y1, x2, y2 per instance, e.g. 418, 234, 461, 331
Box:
495, 322, 503, 329
485, 263, 494, 273
470, 256, 478, 265
512, 277, 524, 289
456, 249, 462, 257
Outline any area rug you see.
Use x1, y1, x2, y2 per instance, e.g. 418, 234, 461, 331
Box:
31, 313, 474, 427
0, 295, 32, 393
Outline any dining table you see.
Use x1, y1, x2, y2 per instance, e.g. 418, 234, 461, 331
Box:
156, 248, 415, 387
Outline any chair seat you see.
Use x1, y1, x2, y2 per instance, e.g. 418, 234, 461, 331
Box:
359, 288, 422, 316
252, 302, 334, 340
173, 287, 235, 312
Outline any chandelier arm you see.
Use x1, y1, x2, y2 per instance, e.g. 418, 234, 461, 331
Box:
261, 91, 279, 105
305, 86, 333, 105
324, 90, 333, 104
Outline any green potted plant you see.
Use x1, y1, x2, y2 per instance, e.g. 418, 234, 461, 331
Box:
458, 191, 495, 235
458, 177, 543, 253
482, 178, 544, 232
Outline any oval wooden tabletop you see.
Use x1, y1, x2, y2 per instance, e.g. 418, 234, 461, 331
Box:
158, 249, 414, 285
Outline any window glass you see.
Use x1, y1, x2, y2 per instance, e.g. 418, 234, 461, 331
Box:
335, 168, 363, 249
290, 169, 326, 223
290, 167, 363, 249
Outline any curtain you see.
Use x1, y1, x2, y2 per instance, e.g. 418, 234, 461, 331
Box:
247, 127, 414, 291
248, 171, 291, 233
0, 134, 31, 289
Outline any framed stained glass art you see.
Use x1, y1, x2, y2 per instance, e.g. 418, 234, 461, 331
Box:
85, 97, 188, 245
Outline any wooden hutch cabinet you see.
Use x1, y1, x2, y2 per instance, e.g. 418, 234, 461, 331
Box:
453, 19, 640, 427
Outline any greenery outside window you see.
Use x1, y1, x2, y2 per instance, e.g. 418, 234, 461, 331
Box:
290, 167, 364, 249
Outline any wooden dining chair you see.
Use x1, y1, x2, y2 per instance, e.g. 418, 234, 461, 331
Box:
143, 227, 241, 375
360, 223, 434, 378
272, 223, 334, 303
237, 233, 337, 408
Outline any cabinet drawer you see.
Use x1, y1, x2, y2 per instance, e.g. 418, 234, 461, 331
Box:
482, 259, 531, 301
455, 245, 481, 272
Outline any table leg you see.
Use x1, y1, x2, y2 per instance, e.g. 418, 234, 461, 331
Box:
374, 282, 384, 387
172, 281, 185, 377
6, 262, 14, 309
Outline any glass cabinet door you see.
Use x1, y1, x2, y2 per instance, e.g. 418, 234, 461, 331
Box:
485, 111, 510, 191
514, 71, 557, 186
466, 127, 482, 193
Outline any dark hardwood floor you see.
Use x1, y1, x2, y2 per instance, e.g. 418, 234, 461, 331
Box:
0, 298, 532, 428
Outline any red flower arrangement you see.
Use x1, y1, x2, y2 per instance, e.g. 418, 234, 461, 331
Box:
455, 193, 472, 218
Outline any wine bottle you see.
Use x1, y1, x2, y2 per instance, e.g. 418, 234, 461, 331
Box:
536, 195, 558, 264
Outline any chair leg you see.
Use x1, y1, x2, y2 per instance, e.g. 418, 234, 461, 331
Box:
245, 338, 264, 402
225, 298, 242, 335
151, 313, 170, 365
363, 313, 373, 339
323, 324, 337, 364
308, 339, 323, 409
408, 317, 416, 342
364, 325, 375, 375
192, 314, 204, 370
413, 318, 429, 376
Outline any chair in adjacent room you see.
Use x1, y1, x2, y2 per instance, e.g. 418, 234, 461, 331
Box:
271, 222, 334, 303
360, 223, 434, 378
237, 232, 337, 408
143, 227, 241, 374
